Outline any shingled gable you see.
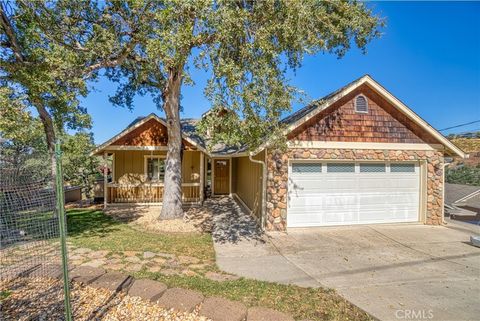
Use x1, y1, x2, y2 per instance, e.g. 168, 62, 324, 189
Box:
90, 113, 206, 155
262, 75, 465, 158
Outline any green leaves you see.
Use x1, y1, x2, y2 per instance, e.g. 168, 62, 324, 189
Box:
194, 0, 383, 150
2, 0, 383, 157
446, 165, 480, 186
104, 1, 382, 152
61, 132, 99, 196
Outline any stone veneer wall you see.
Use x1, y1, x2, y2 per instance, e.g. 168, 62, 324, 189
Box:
266, 148, 444, 231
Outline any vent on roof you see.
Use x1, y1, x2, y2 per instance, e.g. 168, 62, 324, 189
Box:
355, 95, 368, 113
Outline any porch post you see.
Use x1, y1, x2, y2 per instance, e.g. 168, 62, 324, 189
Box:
211, 158, 215, 196
103, 152, 108, 209
229, 157, 232, 196
200, 153, 204, 203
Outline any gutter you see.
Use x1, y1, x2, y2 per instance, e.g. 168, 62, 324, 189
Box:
249, 152, 267, 231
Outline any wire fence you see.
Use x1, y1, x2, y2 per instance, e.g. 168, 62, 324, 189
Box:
0, 142, 72, 320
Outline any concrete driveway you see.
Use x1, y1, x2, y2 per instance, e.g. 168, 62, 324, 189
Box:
215, 219, 480, 321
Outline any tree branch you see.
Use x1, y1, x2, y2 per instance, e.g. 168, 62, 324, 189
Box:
191, 32, 216, 48
0, 3, 24, 62
85, 39, 137, 76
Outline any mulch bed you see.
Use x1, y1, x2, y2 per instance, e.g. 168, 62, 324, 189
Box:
0, 277, 211, 321
105, 205, 213, 234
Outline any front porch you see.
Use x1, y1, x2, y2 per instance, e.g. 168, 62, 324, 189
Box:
102, 149, 205, 206
106, 182, 201, 204
91, 114, 263, 210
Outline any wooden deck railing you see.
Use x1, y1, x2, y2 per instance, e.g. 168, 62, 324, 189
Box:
107, 182, 201, 204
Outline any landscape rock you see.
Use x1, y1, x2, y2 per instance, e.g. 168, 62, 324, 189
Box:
125, 256, 141, 263
125, 263, 143, 272
156, 252, 176, 259
153, 257, 167, 264
143, 251, 156, 259
88, 250, 109, 259
181, 270, 197, 277
127, 279, 167, 302
69, 266, 105, 284
205, 271, 240, 282
147, 266, 162, 273
72, 248, 92, 255
188, 263, 208, 270
200, 297, 247, 321
160, 268, 180, 276
81, 259, 106, 268
108, 263, 125, 271
28, 264, 63, 279
156, 288, 204, 312
69, 254, 85, 261
178, 255, 200, 265
90, 271, 132, 292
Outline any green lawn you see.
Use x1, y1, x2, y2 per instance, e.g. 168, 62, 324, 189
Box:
67, 209, 214, 260
66, 209, 371, 321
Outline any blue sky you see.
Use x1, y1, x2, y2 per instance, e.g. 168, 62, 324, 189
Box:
82, 1, 480, 144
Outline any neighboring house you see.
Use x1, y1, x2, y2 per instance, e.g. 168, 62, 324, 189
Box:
91, 75, 465, 231
445, 183, 480, 207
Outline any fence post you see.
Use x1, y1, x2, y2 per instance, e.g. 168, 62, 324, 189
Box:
55, 141, 73, 321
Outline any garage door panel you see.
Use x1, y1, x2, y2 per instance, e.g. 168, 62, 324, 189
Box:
357, 193, 418, 205
324, 214, 356, 224
288, 197, 324, 207
288, 161, 420, 227
323, 179, 356, 189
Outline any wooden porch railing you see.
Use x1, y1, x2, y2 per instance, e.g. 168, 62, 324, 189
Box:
107, 182, 201, 204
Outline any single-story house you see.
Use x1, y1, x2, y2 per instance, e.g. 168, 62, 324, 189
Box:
91, 75, 465, 231
444, 183, 480, 222
445, 183, 480, 207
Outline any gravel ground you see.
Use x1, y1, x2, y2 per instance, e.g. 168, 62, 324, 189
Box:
105, 205, 213, 234
0, 277, 211, 321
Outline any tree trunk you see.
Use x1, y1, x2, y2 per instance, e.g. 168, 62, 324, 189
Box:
36, 103, 57, 182
159, 69, 184, 220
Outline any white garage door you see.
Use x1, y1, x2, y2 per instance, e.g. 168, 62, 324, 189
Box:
287, 162, 420, 227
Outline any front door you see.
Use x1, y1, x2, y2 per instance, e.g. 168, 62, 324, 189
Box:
213, 159, 230, 195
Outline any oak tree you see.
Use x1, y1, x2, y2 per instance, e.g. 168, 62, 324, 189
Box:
0, 1, 144, 180
107, 0, 383, 219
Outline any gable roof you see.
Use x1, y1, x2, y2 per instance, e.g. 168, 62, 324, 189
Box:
445, 183, 480, 205
264, 74, 464, 157
92, 75, 465, 158
90, 113, 207, 156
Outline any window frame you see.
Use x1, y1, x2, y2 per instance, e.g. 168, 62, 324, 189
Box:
359, 163, 386, 173
354, 94, 369, 114
389, 163, 416, 173
326, 162, 356, 173
291, 162, 322, 174
144, 155, 166, 182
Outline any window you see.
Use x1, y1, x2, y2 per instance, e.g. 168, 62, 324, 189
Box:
327, 163, 355, 173
292, 163, 322, 174
360, 163, 386, 173
355, 95, 368, 113
146, 157, 165, 181
390, 163, 415, 173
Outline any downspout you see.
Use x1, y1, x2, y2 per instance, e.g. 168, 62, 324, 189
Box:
249, 152, 267, 231
442, 155, 454, 225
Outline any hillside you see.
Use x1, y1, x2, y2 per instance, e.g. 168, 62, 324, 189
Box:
450, 138, 480, 153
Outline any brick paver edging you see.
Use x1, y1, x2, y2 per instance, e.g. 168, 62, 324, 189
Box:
24, 264, 296, 321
